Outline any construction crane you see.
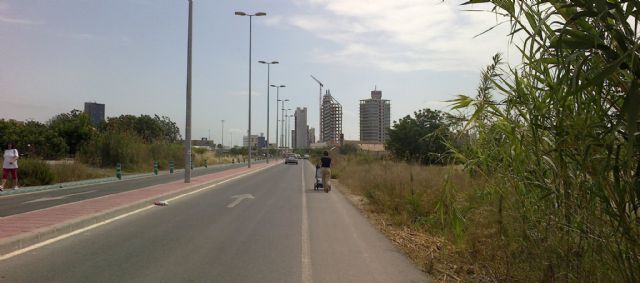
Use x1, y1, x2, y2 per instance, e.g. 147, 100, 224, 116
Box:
310, 75, 323, 143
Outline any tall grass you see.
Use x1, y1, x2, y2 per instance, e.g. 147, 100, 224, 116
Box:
49, 162, 112, 183
79, 132, 184, 172
334, 154, 479, 242
447, 0, 640, 280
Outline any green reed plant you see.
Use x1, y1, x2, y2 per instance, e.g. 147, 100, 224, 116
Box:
451, 0, 639, 280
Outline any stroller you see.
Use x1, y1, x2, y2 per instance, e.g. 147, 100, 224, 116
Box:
314, 164, 324, 191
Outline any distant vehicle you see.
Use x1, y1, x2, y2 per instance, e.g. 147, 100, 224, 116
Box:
285, 155, 298, 165
295, 154, 301, 159
303, 154, 309, 159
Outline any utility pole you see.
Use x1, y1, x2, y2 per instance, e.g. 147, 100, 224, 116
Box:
184, 0, 193, 183
221, 119, 225, 147
235, 11, 266, 168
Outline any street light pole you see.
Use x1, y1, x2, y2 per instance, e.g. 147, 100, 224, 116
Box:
221, 119, 225, 147
235, 11, 266, 168
280, 99, 289, 150
259, 61, 278, 164
287, 111, 292, 149
271, 85, 285, 153
184, 0, 193, 183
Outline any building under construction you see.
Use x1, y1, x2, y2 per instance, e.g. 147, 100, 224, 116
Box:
320, 90, 343, 145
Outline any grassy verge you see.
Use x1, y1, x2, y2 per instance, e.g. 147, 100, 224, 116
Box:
332, 153, 494, 281
49, 162, 113, 183
7, 149, 247, 188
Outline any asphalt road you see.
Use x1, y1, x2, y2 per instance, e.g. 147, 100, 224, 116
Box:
0, 161, 430, 283
0, 161, 263, 217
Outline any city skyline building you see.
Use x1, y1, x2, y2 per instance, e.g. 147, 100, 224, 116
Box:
294, 107, 309, 149
308, 127, 316, 145
321, 90, 343, 146
243, 133, 265, 148
84, 102, 105, 126
359, 88, 390, 143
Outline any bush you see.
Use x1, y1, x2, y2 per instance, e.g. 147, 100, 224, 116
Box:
339, 143, 359, 155
49, 162, 112, 183
17, 159, 54, 186
79, 132, 184, 172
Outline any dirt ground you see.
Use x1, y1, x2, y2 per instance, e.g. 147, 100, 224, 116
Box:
334, 180, 494, 283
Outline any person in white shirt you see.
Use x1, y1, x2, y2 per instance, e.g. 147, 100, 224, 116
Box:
1, 142, 19, 190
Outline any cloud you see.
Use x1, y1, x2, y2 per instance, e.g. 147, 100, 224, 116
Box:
64, 33, 97, 40
263, 15, 284, 27
0, 2, 42, 25
0, 15, 41, 25
288, 0, 514, 72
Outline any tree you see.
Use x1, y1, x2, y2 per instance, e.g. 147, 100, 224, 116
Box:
48, 110, 93, 155
154, 115, 181, 143
102, 114, 181, 144
19, 120, 68, 159
386, 108, 453, 164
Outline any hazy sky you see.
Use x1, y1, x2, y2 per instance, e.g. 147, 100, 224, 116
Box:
0, 0, 515, 146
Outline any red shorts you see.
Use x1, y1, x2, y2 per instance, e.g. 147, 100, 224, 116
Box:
2, 168, 17, 179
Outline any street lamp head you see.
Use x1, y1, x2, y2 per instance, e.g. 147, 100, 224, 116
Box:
234, 11, 247, 16
270, 84, 277, 87
255, 12, 267, 16
258, 60, 267, 64
280, 85, 286, 88
272, 61, 279, 64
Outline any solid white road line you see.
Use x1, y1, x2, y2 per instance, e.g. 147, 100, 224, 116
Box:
0, 164, 275, 261
301, 163, 313, 283
0, 204, 156, 261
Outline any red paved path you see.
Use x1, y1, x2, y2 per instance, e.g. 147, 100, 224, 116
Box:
0, 163, 273, 253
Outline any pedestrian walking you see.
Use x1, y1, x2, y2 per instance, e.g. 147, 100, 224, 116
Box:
1, 142, 19, 191
320, 150, 332, 193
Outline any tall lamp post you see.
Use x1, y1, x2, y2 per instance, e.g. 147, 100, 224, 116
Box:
221, 120, 225, 147
279, 99, 289, 150
286, 112, 292, 149
271, 85, 285, 153
184, 0, 194, 183
259, 61, 278, 164
235, 10, 266, 168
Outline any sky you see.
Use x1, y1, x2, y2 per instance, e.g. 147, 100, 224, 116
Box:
0, 0, 516, 147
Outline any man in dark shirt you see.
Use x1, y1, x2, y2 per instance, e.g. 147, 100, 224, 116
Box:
320, 151, 332, 193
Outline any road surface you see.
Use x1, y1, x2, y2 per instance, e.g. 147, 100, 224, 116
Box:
0, 161, 430, 282
0, 162, 260, 217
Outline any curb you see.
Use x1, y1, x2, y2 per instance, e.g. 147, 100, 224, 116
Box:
0, 162, 277, 258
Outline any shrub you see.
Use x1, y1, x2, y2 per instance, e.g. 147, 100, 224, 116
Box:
17, 159, 54, 186
79, 132, 184, 172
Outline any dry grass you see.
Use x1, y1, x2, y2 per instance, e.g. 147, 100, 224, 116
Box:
193, 150, 245, 166
49, 162, 112, 183
337, 181, 493, 282
332, 153, 506, 282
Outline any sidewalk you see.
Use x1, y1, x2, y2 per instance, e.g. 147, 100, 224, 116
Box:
0, 162, 275, 257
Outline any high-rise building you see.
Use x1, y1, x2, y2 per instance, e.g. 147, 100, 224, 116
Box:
321, 90, 343, 145
84, 102, 105, 126
243, 133, 265, 148
359, 88, 390, 143
308, 127, 316, 144
294, 107, 309, 149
